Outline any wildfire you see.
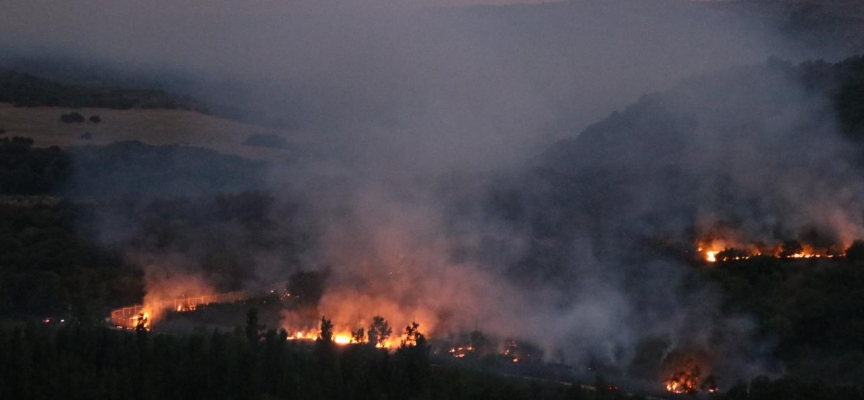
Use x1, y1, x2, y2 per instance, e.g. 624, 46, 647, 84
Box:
132, 312, 150, 331
705, 251, 718, 263
285, 328, 393, 348
448, 345, 474, 358
664, 365, 718, 394
697, 242, 845, 263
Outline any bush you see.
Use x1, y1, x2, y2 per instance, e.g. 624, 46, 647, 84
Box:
89, 115, 101, 123
60, 112, 85, 123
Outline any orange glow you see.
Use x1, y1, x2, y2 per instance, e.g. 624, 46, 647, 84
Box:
665, 369, 699, 394
448, 345, 474, 358
664, 361, 718, 394
284, 328, 392, 348
705, 251, 718, 263
334, 334, 352, 345
696, 237, 846, 263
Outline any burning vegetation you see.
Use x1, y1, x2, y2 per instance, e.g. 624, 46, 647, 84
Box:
662, 354, 719, 395
694, 234, 860, 263
665, 365, 718, 394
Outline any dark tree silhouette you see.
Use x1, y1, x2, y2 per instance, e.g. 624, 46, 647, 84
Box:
351, 327, 366, 344
846, 240, 864, 262
368, 315, 392, 348
318, 316, 334, 343
246, 308, 261, 342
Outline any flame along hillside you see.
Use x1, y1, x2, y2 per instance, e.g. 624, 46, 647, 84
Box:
109, 282, 546, 358
693, 236, 864, 263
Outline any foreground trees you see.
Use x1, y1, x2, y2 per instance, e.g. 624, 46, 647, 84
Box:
0, 321, 542, 400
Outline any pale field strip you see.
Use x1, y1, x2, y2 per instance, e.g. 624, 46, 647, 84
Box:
0, 103, 303, 162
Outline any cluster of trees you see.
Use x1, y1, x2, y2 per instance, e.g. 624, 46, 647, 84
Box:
67, 140, 268, 197
0, 137, 69, 195
0, 136, 269, 198
0, 201, 143, 321
59, 112, 101, 124
0, 69, 205, 111
707, 256, 864, 385
0, 318, 600, 400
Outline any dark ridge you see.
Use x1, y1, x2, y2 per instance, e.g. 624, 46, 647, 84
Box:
0, 69, 207, 112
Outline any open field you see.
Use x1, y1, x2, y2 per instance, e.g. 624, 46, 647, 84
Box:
0, 103, 306, 161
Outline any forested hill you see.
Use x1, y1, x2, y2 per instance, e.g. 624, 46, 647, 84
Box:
0, 69, 206, 111
540, 55, 864, 171
514, 54, 864, 385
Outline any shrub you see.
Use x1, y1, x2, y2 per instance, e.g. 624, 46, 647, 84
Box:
60, 112, 85, 123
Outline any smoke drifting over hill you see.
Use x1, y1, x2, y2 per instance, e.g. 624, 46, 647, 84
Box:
6, 0, 864, 389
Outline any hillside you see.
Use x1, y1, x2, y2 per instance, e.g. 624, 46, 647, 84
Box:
518, 54, 864, 385
0, 103, 301, 162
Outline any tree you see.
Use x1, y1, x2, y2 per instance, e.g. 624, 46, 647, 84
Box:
351, 327, 366, 344
368, 316, 392, 348
394, 322, 430, 397
60, 112, 85, 123
245, 308, 261, 342
401, 322, 423, 347
846, 240, 864, 263
318, 316, 334, 343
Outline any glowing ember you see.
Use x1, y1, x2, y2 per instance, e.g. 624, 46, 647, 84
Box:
448, 345, 474, 358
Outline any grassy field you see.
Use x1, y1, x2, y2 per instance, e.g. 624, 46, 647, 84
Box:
0, 103, 305, 161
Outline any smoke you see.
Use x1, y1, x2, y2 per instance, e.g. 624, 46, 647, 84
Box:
8, 0, 861, 389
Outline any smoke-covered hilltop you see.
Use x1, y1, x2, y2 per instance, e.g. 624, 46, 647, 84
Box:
507, 55, 864, 384
537, 56, 864, 251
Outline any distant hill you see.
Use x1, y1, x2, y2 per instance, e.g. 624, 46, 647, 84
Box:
0, 103, 303, 162
0, 69, 206, 111
541, 54, 864, 171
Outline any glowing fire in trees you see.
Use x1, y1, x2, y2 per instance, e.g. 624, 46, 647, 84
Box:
664, 364, 718, 394
285, 329, 377, 347
697, 238, 848, 263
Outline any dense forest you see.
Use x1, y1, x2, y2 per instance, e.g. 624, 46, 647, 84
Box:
1, 321, 862, 400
